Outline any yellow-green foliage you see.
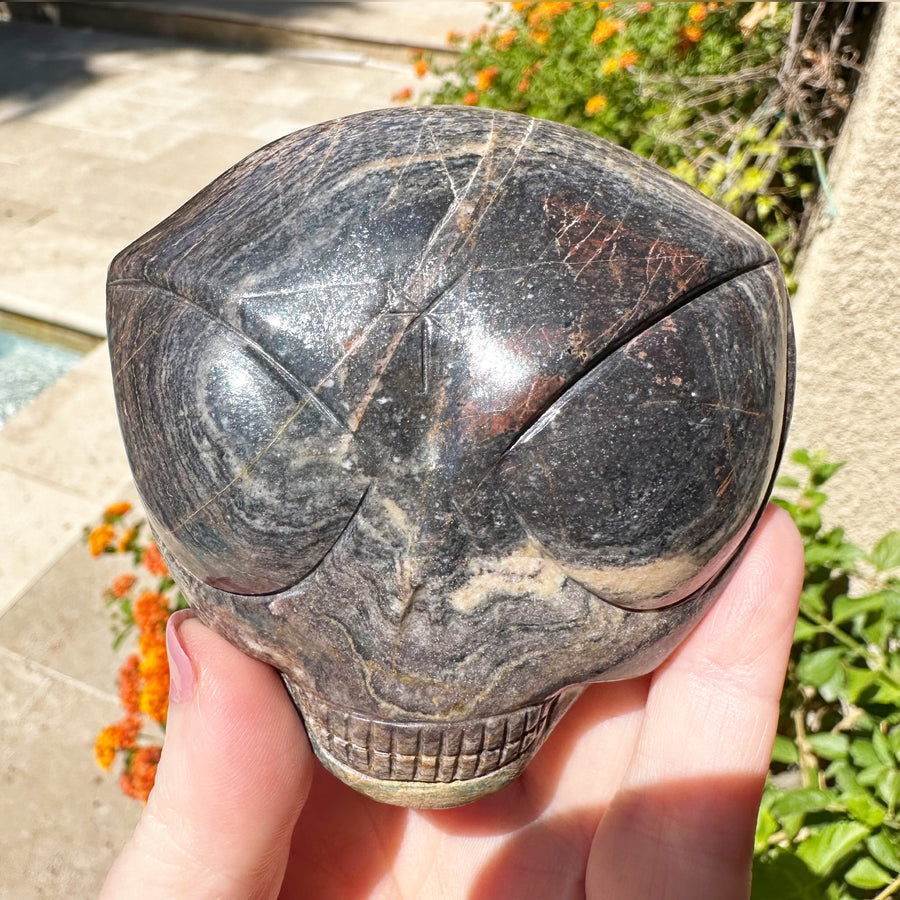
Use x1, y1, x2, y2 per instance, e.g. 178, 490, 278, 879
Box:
411, 2, 818, 286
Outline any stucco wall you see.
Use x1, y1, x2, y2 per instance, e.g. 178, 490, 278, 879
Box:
785, 3, 900, 550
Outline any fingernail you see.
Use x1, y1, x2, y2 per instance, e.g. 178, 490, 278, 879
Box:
166, 609, 196, 704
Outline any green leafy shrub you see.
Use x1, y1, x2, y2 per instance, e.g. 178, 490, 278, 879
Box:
755, 454, 900, 898
405, 2, 864, 288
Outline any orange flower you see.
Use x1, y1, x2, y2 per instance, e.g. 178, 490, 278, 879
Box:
683, 25, 704, 42
120, 746, 161, 804
618, 50, 638, 67
111, 573, 136, 598
117, 527, 136, 553
512, 1, 533, 10
518, 75, 531, 92
530, 29, 549, 45
591, 18, 623, 44
475, 66, 500, 91
585, 94, 607, 115
134, 590, 169, 638
88, 523, 115, 556
413, 58, 428, 78
392, 86, 412, 102
597, 1, 614, 8
94, 714, 141, 770
527, 1, 572, 26
105, 501, 132, 518
495, 28, 518, 50
462, 91, 479, 106
635, 2, 653, 11
139, 644, 170, 725
118, 653, 141, 714
602, 57, 618, 75
142, 542, 169, 577
688, 3, 707, 21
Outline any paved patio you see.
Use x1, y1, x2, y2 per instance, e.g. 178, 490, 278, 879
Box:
0, 5, 487, 896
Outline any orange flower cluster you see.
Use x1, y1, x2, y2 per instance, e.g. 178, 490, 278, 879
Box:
413, 58, 429, 78
618, 50, 638, 68
585, 94, 608, 115
142, 541, 169, 577
689, 3, 707, 21
120, 747, 161, 803
94, 715, 140, 771
90, 502, 181, 804
111, 573, 136, 598
88, 523, 115, 556
475, 66, 500, 91
591, 18, 623, 44
463, 91, 479, 106
94, 588, 172, 802
391, 86, 412, 102
495, 28, 518, 51
526, 1, 572, 26
683, 25, 704, 43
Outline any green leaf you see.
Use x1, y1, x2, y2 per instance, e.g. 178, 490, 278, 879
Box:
755, 805, 780, 854
807, 732, 849, 761
851, 740, 881, 769
845, 791, 886, 828
796, 647, 844, 689
751, 849, 821, 900
770, 788, 837, 819
876, 769, 900, 808
845, 856, 892, 889
844, 667, 879, 704
833, 593, 890, 624
793, 617, 822, 642
873, 729, 893, 766
872, 531, 900, 571
776, 475, 800, 489
796, 821, 870, 876
868, 830, 900, 873
772, 735, 800, 765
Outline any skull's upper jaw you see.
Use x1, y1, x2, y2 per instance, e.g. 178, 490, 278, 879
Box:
286, 681, 583, 808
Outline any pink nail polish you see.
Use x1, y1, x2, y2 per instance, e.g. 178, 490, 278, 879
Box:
166, 609, 196, 703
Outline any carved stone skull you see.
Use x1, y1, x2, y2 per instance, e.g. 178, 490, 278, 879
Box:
108, 107, 793, 807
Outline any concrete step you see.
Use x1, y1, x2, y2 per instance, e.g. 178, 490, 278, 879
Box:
10, 1, 488, 63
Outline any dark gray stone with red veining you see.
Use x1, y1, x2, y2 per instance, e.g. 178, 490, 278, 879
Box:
107, 106, 793, 807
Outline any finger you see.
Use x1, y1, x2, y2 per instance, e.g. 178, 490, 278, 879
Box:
100, 612, 314, 900
587, 504, 803, 899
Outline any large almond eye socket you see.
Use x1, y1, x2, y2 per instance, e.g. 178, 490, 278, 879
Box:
499, 265, 789, 610
111, 283, 369, 596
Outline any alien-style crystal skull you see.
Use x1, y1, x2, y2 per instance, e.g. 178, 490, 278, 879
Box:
108, 107, 793, 807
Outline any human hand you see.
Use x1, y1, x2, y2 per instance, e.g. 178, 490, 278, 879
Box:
100, 504, 802, 900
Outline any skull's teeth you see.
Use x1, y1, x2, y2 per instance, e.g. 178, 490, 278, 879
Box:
296, 692, 561, 783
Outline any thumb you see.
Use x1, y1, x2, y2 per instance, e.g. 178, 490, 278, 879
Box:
101, 611, 313, 900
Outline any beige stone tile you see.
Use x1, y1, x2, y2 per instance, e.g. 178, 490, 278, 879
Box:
0, 472, 99, 615
0, 484, 143, 694
0, 654, 140, 899
32, 88, 187, 142
121, 130, 265, 197
0, 119, 76, 165
0, 346, 132, 501
167, 94, 311, 141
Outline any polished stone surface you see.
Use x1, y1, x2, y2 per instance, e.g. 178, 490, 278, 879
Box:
108, 106, 793, 806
